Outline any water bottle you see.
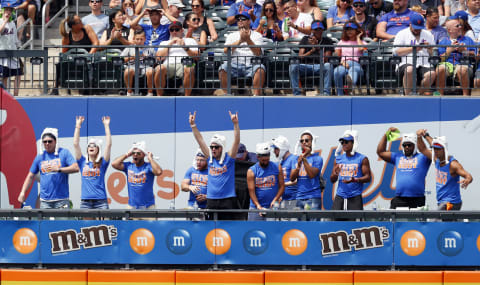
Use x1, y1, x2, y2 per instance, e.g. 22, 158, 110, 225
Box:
169, 200, 175, 210
273, 201, 279, 210
372, 201, 377, 211
126, 7, 134, 17
432, 47, 439, 57
283, 17, 290, 33
362, 47, 368, 57
262, 16, 267, 28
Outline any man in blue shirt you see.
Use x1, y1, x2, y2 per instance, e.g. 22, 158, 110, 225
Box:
377, 127, 431, 209
247, 142, 284, 220
18, 128, 79, 209
189, 110, 241, 220
181, 150, 208, 209
226, 0, 262, 27
112, 141, 163, 209
376, 0, 418, 40
130, 7, 170, 49
272, 135, 298, 210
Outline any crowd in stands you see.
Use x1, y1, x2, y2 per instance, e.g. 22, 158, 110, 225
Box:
3, 0, 480, 95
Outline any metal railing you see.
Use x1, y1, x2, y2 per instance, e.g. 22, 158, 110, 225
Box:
41, 0, 69, 49
3, 43, 480, 96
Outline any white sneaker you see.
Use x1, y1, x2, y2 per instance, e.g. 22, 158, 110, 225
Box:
147, 92, 154, 96
126, 92, 133, 96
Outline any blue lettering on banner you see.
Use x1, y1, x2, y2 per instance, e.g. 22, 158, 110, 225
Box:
437, 230, 463, 257
166, 228, 192, 254
243, 230, 268, 255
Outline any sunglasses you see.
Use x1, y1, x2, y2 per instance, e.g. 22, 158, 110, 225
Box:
192, 4, 201, 8
90, 0, 102, 3
191, 17, 200, 22
42, 140, 54, 144
455, 24, 463, 28
123, 2, 133, 6
340, 0, 350, 3
210, 145, 221, 150
169, 27, 181, 32
353, 3, 365, 7
132, 151, 143, 155
402, 143, 414, 148
257, 153, 270, 157
87, 143, 97, 148
237, 17, 249, 22
265, 8, 274, 12
340, 140, 351, 145
300, 139, 311, 143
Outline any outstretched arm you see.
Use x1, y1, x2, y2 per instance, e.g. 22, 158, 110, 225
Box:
73, 116, 84, 160
189, 111, 210, 158
103, 116, 112, 162
228, 111, 240, 158
451, 160, 473, 189
416, 129, 432, 158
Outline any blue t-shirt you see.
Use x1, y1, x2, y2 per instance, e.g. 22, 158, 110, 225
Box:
435, 157, 461, 204
327, 6, 354, 26
82, 13, 109, 39
379, 9, 417, 36
438, 36, 477, 65
207, 153, 236, 199
293, 153, 324, 200
389, 152, 431, 197
226, 2, 262, 27
281, 154, 298, 201
184, 166, 208, 209
29, 148, 76, 201
249, 161, 280, 208
122, 161, 156, 208
78, 156, 109, 200
335, 152, 366, 199
139, 23, 170, 49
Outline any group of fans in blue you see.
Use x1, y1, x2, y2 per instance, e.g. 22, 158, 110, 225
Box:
17, 112, 473, 218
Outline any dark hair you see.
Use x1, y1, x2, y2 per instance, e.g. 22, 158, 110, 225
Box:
108, 9, 123, 27
426, 7, 438, 17
134, 27, 145, 36
42, 133, 57, 141
192, 0, 205, 9
341, 20, 365, 41
183, 12, 197, 29
261, 0, 279, 21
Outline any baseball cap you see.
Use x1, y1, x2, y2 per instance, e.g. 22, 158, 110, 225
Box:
410, 13, 425, 29
236, 143, 247, 158
149, 5, 163, 12
169, 21, 182, 29
339, 134, 354, 142
353, 0, 365, 4
168, 0, 186, 7
454, 10, 468, 21
345, 22, 358, 29
311, 20, 325, 30
235, 10, 251, 20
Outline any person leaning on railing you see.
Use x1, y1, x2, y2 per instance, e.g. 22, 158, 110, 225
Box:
50, 16, 99, 95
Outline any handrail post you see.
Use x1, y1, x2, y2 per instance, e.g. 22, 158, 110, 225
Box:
226, 47, 231, 95
43, 47, 48, 95
134, 46, 140, 96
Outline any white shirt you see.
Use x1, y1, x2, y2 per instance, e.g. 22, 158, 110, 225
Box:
282, 12, 313, 40
120, 46, 156, 65
224, 30, 264, 65
393, 27, 435, 68
0, 19, 20, 69
159, 37, 198, 65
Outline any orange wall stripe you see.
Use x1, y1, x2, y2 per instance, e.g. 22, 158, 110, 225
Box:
1, 269, 87, 282
88, 270, 175, 283
444, 271, 480, 283
354, 271, 443, 284
176, 271, 264, 284
265, 271, 353, 284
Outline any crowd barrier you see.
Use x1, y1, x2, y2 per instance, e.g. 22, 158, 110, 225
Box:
1, 270, 480, 284
3, 43, 479, 96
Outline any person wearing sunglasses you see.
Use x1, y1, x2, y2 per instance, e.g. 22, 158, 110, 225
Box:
154, 21, 199, 96
416, 130, 473, 211
73, 116, 112, 210
82, 0, 109, 40
218, 11, 266, 96
183, 12, 207, 47
393, 13, 437, 95
327, 0, 354, 28
282, 0, 313, 40
181, 150, 208, 211
290, 130, 324, 212
120, 0, 137, 26
226, 0, 262, 26
191, 0, 218, 42
350, 0, 377, 40
160, 0, 185, 26
376, 0, 416, 40
330, 130, 371, 210
289, 20, 334, 95
189, 110, 241, 220
377, 128, 431, 209
246, 142, 285, 221
255, 0, 284, 41
436, 16, 476, 96
365, 0, 392, 22
18, 128, 80, 209
112, 141, 163, 209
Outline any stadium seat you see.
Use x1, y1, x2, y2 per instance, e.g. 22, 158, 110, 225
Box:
58, 48, 93, 95
92, 49, 124, 90
369, 43, 401, 95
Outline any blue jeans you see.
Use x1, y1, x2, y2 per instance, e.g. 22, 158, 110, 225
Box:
334, 60, 363, 95
289, 63, 333, 95
296, 198, 322, 210
40, 199, 70, 209
80, 199, 109, 209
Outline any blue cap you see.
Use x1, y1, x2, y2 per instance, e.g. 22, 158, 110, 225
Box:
345, 22, 358, 29
454, 10, 468, 21
235, 10, 251, 20
353, 0, 365, 4
311, 20, 325, 30
339, 135, 354, 142
410, 13, 425, 29
447, 15, 460, 21
1, 0, 20, 8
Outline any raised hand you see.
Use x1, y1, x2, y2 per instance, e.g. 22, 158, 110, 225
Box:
102, 116, 110, 125
189, 111, 197, 127
76, 116, 85, 128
